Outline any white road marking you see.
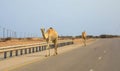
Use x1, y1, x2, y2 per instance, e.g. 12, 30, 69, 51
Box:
89, 69, 94, 71
98, 56, 102, 60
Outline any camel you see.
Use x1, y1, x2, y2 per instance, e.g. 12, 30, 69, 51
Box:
82, 31, 87, 46
40, 27, 58, 57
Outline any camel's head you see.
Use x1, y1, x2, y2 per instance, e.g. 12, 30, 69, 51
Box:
49, 27, 53, 29
41, 28, 45, 32
40, 28, 46, 39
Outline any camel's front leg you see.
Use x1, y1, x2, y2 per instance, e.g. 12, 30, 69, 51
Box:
82, 39, 86, 47
83, 39, 86, 46
84, 39, 86, 46
45, 44, 50, 57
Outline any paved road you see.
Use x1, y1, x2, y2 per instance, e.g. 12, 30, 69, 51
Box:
11, 38, 120, 71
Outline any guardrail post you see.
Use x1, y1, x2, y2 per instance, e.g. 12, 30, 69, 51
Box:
60, 43, 62, 47
44, 46, 47, 50
29, 48, 31, 53
61, 43, 63, 47
34, 48, 36, 52
62, 43, 64, 46
63, 43, 65, 46
41, 46, 43, 51
25, 49, 27, 54
51, 45, 54, 48
36, 47, 38, 52
10, 51, 12, 57
67, 42, 69, 45
32, 47, 34, 53
65, 43, 66, 45
20, 49, 23, 55
44, 46, 46, 50
65, 42, 67, 45
15, 50, 18, 56
39, 46, 41, 51
4, 52, 7, 59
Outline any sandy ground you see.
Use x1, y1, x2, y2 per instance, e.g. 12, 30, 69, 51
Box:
0, 39, 43, 47
0, 38, 95, 47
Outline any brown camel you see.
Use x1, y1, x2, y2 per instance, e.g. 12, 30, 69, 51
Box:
82, 31, 87, 46
41, 27, 58, 57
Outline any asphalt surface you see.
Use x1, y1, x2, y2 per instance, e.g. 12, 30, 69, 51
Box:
11, 38, 120, 71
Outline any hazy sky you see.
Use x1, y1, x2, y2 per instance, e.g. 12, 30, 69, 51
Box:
0, 0, 120, 37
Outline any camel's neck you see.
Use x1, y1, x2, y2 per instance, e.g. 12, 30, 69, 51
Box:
41, 29, 47, 39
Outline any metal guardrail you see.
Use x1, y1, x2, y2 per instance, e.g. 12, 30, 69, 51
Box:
0, 40, 73, 60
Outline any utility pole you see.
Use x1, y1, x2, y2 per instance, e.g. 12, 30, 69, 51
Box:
3, 28, 5, 39
7, 29, 9, 38
14, 32, 17, 38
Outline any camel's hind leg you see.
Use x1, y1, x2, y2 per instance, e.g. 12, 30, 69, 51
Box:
53, 41, 58, 56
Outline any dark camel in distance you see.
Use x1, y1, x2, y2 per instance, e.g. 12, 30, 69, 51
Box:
82, 31, 87, 46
